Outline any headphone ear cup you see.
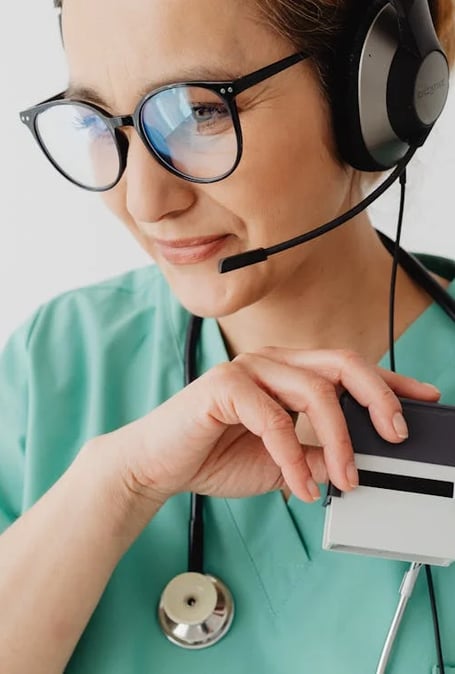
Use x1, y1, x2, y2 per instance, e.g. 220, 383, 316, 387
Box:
387, 45, 449, 147
331, 0, 450, 172
331, 0, 408, 172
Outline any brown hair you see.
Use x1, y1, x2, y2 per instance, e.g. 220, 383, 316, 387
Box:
254, 0, 455, 94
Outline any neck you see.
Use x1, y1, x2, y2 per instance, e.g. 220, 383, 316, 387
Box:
217, 216, 432, 363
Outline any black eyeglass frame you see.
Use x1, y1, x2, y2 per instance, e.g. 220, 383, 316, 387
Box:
19, 52, 309, 191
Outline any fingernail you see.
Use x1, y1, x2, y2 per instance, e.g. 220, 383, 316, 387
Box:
346, 462, 359, 488
422, 382, 440, 394
307, 478, 320, 500
393, 411, 409, 439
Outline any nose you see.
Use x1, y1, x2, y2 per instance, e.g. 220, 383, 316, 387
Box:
125, 132, 196, 226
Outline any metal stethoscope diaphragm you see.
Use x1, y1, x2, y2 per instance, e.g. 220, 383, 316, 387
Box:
158, 314, 235, 649
158, 571, 234, 649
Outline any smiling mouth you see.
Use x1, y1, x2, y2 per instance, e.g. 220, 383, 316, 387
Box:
153, 234, 231, 265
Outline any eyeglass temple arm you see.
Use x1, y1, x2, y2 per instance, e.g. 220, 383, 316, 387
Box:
232, 52, 310, 95
43, 90, 67, 104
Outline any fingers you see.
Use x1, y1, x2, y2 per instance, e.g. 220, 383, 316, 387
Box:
209, 366, 320, 501
376, 367, 440, 400
305, 446, 328, 484
208, 348, 441, 504
230, 354, 359, 493
255, 347, 440, 443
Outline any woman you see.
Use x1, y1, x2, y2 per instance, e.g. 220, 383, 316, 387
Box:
2, 0, 455, 671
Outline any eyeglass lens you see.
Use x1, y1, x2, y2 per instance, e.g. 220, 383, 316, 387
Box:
35, 86, 239, 189
36, 103, 121, 189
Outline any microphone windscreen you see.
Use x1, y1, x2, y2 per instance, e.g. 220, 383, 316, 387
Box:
218, 248, 268, 273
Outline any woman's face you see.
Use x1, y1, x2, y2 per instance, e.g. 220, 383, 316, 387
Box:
63, 0, 354, 317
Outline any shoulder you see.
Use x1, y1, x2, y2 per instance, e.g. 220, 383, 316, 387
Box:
20, 264, 189, 359
0, 264, 193, 468
1, 264, 193, 406
30, 263, 168, 331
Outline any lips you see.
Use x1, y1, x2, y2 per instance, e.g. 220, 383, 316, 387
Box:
153, 235, 226, 248
153, 234, 230, 265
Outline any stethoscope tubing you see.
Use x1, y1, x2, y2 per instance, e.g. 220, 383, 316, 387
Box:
184, 314, 205, 573
158, 312, 234, 649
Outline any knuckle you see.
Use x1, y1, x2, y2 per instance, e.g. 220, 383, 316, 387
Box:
308, 375, 334, 399
377, 386, 399, 406
231, 352, 251, 368
337, 348, 363, 368
209, 361, 231, 380
256, 345, 277, 356
208, 361, 241, 387
287, 450, 309, 472
266, 406, 295, 433
337, 434, 354, 456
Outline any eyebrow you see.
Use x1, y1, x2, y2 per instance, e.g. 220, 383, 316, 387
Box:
65, 65, 243, 109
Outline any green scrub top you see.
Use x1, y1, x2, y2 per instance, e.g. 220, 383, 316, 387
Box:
2, 256, 455, 674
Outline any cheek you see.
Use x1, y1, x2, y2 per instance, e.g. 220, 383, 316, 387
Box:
100, 181, 141, 240
99, 181, 163, 264
100, 181, 125, 219
101, 178, 127, 220
206, 104, 350, 250
257, 112, 343, 206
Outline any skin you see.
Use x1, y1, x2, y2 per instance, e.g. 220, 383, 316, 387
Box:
0, 3, 446, 671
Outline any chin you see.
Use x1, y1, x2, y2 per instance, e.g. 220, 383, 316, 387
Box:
175, 290, 247, 319
154, 246, 278, 318
166, 272, 260, 319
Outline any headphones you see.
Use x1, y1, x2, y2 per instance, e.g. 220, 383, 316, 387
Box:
331, 0, 450, 171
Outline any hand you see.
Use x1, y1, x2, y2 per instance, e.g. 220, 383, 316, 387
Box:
101, 347, 440, 505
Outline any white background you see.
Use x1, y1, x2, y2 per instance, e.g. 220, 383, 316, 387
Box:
1, 0, 454, 348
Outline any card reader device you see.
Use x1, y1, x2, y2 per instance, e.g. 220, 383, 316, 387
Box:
323, 394, 455, 566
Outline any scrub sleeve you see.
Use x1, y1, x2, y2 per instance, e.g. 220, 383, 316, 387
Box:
0, 313, 35, 533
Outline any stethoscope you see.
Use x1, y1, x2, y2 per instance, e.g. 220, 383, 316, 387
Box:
157, 311, 234, 649
158, 231, 455, 667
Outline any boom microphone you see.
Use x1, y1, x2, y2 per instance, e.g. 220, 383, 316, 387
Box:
218, 146, 417, 274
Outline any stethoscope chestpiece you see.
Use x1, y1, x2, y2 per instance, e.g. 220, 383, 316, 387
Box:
158, 571, 234, 649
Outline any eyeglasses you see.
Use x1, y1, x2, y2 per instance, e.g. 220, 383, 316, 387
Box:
19, 52, 308, 191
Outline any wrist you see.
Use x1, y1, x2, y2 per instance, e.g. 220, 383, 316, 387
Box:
75, 435, 168, 545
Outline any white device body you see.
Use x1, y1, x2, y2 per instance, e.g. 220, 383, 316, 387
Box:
323, 452, 455, 566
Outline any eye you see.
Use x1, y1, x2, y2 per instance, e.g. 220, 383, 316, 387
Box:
72, 111, 111, 139
190, 103, 230, 126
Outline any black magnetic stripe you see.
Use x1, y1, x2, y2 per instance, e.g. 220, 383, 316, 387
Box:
359, 470, 454, 497
326, 471, 453, 500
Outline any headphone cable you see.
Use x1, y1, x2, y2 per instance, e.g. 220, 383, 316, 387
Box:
387, 168, 445, 674
426, 564, 445, 673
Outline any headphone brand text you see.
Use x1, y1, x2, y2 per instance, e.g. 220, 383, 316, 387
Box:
417, 78, 446, 98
